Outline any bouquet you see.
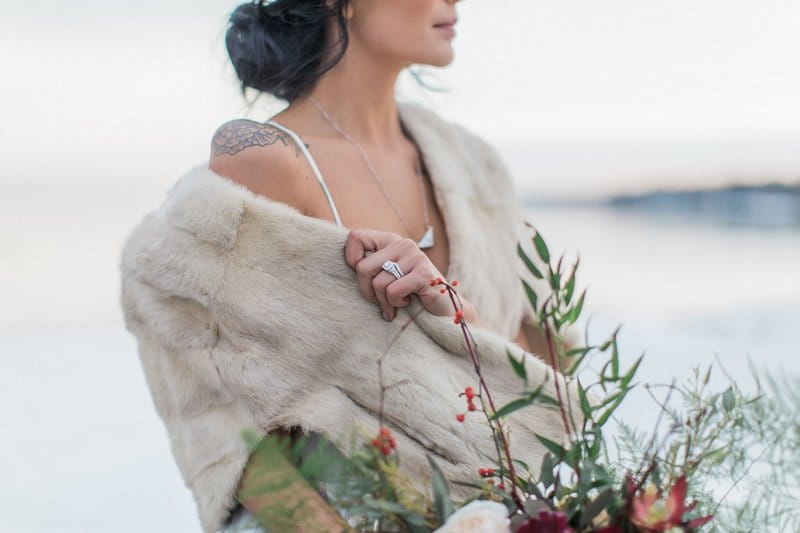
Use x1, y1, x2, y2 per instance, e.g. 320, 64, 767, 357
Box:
238, 223, 798, 533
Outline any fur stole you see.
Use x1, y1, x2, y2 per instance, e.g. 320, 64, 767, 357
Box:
119, 100, 572, 532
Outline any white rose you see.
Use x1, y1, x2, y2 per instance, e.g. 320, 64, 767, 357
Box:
433, 500, 511, 533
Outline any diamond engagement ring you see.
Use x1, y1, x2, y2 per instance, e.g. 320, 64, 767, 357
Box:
381, 260, 404, 280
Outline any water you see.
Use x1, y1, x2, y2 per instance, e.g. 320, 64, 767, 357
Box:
520, 204, 800, 432
1, 187, 798, 532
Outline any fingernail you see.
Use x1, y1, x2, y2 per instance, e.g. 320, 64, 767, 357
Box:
382, 311, 390, 321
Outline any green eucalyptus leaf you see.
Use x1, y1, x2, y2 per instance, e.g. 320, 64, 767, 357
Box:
588, 435, 602, 461
491, 397, 534, 420
533, 232, 551, 263
521, 278, 539, 313
564, 258, 579, 304
549, 269, 561, 291
620, 354, 643, 388
241, 428, 266, 453
539, 453, 555, 488
611, 338, 619, 378
566, 290, 586, 324
426, 454, 454, 523
567, 346, 593, 357
536, 434, 566, 460
722, 386, 736, 412
513, 458, 531, 472
514, 475, 532, 493
565, 347, 593, 376
536, 392, 561, 407
517, 243, 544, 279
450, 480, 487, 490
579, 488, 615, 529
363, 497, 429, 531
577, 379, 593, 417
599, 389, 624, 407
400, 515, 429, 532
595, 387, 632, 427
507, 348, 528, 382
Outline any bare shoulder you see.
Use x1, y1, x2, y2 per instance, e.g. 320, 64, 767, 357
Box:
209, 119, 310, 213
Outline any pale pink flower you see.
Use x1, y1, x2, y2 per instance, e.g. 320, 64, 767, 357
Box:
434, 500, 511, 533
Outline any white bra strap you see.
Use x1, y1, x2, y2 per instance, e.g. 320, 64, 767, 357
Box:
265, 120, 343, 227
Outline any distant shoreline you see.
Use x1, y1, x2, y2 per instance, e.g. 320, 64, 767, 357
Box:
523, 182, 800, 228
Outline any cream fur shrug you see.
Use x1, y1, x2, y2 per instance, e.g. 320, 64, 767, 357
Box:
118, 100, 572, 533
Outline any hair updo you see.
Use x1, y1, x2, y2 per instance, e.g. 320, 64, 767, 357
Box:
225, 0, 351, 102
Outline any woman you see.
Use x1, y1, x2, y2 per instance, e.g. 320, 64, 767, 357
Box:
213, 1, 544, 530
120, 0, 565, 531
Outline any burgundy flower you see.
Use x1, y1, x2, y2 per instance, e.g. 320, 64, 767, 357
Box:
514, 510, 574, 533
629, 475, 712, 531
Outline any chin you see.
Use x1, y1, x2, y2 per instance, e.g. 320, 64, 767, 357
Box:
423, 48, 455, 68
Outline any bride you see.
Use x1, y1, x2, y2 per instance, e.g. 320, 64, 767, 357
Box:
121, 0, 567, 531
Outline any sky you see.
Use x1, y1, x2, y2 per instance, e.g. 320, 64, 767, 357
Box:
1, 0, 800, 198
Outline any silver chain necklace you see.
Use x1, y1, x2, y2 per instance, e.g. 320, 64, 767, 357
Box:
308, 96, 434, 249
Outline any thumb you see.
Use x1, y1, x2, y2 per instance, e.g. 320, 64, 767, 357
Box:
416, 282, 456, 318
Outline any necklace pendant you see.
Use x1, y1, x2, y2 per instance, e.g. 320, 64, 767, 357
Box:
418, 225, 435, 249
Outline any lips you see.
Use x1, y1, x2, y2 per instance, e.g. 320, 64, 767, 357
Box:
433, 18, 457, 27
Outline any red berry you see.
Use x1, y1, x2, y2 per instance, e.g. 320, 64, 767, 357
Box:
452, 280, 459, 286
464, 386, 475, 400
440, 288, 446, 294
498, 483, 505, 490
456, 413, 466, 422
468, 402, 477, 412
479, 467, 496, 478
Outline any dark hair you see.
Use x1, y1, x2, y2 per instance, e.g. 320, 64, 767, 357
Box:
225, 0, 350, 103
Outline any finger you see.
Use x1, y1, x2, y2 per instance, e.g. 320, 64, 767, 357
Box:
385, 280, 412, 310
386, 261, 442, 312
356, 237, 417, 275
376, 253, 420, 318
353, 238, 411, 303
354, 252, 382, 303
383, 257, 419, 309
344, 229, 402, 269
372, 270, 396, 319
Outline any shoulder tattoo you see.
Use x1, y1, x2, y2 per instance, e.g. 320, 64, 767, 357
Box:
211, 119, 303, 158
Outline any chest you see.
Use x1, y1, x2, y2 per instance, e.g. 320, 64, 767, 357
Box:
302, 137, 452, 278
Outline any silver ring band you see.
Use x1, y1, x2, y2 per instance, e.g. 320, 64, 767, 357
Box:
381, 260, 404, 280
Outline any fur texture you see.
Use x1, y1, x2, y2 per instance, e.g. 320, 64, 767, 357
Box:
118, 100, 570, 533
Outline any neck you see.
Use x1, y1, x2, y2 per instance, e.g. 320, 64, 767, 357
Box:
291, 36, 410, 150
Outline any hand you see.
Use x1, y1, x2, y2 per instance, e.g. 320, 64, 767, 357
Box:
343, 228, 456, 321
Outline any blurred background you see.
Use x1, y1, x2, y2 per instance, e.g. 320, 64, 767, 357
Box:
1, 0, 798, 531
